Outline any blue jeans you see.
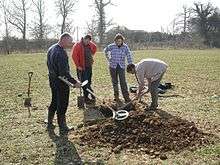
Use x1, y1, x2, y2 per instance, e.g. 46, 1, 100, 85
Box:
109, 65, 130, 101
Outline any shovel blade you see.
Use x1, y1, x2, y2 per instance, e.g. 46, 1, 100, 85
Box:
81, 80, 88, 87
24, 98, 32, 107
77, 96, 85, 108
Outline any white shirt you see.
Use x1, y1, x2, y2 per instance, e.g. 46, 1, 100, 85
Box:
135, 58, 168, 85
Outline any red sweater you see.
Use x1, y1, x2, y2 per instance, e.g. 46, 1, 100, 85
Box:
71, 40, 97, 70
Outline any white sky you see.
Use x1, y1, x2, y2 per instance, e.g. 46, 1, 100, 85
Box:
1, 0, 220, 39
45, 0, 220, 38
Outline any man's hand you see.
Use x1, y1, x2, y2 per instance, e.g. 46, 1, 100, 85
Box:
144, 86, 149, 93
74, 81, 81, 88
77, 66, 83, 71
136, 85, 149, 101
91, 57, 94, 64
107, 51, 111, 59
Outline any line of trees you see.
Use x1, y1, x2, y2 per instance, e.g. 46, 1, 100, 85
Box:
169, 2, 220, 48
0, 1, 220, 54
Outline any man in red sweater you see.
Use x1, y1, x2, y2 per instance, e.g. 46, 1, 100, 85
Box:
71, 34, 97, 103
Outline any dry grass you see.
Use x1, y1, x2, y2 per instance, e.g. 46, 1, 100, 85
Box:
0, 49, 219, 164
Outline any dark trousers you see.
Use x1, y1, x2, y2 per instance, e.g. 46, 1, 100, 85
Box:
109, 65, 130, 100
77, 67, 94, 98
48, 78, 70, 126
148, 72, 165, 107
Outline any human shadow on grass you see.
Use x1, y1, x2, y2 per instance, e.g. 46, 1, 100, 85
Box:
47, 130, 82, 165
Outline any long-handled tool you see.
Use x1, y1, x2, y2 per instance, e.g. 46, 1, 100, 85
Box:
77, 72, 85, 108
58, 76, 88, 88
24, 72, 33, 117
134, 72, 144, 102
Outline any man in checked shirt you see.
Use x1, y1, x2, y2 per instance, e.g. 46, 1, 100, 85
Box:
104, 33, 133, 103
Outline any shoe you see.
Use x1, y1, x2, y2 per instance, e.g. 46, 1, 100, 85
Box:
124, 98, 131, 103
45, 110, 56, 130
158, 88, 166, 94
44, 119, 56, 130
58, 115, 74, 135
59, 125, 74, 135
148, 103, 158, 111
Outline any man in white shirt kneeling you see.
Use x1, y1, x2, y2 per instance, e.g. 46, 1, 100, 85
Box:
127, 58, 168, 110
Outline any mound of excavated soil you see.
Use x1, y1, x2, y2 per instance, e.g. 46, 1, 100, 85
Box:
77, 102, 214, 159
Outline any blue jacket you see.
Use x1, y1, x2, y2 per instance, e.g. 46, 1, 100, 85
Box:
47, 44, 76, 84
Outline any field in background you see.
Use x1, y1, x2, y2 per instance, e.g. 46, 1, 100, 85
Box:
0, 49, 219, 164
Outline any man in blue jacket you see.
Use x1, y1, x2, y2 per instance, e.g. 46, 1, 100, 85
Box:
47, 33, 81, 134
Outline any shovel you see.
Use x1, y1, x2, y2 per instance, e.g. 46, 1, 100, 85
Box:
77, 72, 85, 108
24, 72, 33, 117
58, 76, 88, 88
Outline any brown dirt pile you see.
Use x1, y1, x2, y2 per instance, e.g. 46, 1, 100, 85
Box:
77, 102, 214, 159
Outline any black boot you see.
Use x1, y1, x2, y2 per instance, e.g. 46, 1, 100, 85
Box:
148, 103, 158, 111
58, 115, 74, 134
124, 96, 131, 103
45, 110, 55, 130
123, 92, 131, 103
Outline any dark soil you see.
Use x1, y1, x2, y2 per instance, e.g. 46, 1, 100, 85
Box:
77, 101, 215, 159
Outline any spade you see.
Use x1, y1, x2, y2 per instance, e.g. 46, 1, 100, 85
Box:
24, 72, 33, 117
77, 71, 85, 108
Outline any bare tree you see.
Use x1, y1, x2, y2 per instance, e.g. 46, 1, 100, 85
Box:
31, 0, 49, 41
7, 0, 29, 40
0, 0, 10, 54
168, 5, 193, 47
55, 0, 78, 34
170, 18, 177, 35
175, 6, 192, 34
86, 17, 98, 42
191, 2, 220, 47
94, 0, 113, 47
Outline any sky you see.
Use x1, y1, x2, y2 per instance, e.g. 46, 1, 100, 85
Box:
1, 0, 220, 39
48, 0, 220, 31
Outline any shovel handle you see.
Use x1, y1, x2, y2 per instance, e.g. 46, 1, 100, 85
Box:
78, 71, 83, 96
119, 97, 138, 110
119, 90, 148, 110
27, 72, 33, 97
28, 107, 31, 118
58, 76, 75, 87
85, 88, 116, 113
28, 72, 33, 78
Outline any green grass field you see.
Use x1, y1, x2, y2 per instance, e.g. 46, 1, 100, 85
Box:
0, 49, 220, 164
